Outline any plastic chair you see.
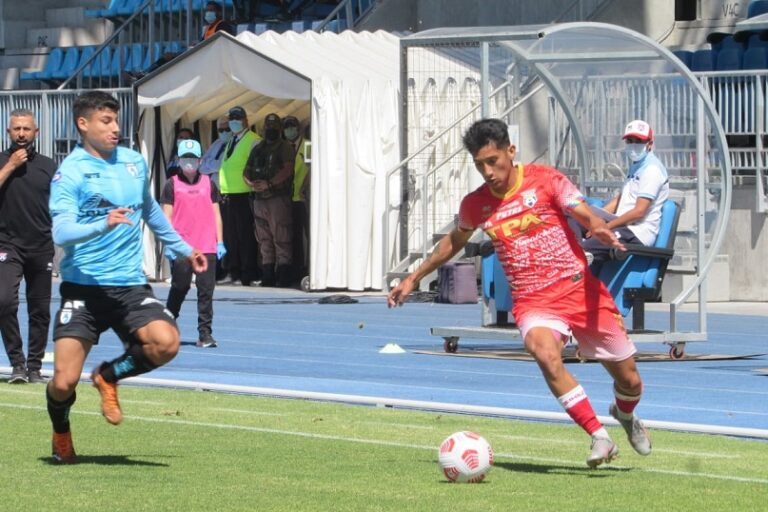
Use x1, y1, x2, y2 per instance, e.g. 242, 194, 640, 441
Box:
743, 46, 768, 69
21, 47, 64, 81
141, 42, 164, 71
85, 47, 112, 78
716, 48, 744, 70
597, 201, 680, 329
50, 47, 81, 80
672, 50, 693, 68
748, 0, 768, 18
480, 251, 513, 326
691, 49, 716, 71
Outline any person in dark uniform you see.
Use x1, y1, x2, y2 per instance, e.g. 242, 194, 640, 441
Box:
0, 109, 57, 384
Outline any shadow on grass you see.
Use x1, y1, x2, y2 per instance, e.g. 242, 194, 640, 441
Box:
40, 455, 170, 467
494, 461, 631, 477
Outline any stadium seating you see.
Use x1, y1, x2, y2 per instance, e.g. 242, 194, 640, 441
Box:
743, 46, 768, 69
672, 50, 693, 68
716, 47, 744, 70
48, 47, 81, 81
748, 0, 768, 18
691, 48, 716, 71
20, 47, 64, 81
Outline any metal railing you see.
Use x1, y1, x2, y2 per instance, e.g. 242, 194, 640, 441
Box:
314, 0, 376, 32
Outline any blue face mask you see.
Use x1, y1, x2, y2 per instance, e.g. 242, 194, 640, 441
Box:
626, 143, 648, 162
204, 11, 217, 24
218, 130, 233, 143
229, 120, 244, 133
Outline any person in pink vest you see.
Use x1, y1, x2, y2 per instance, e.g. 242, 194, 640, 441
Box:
161, 139, 226, 348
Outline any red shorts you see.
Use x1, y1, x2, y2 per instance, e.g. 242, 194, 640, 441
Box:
512, 272, 636, 362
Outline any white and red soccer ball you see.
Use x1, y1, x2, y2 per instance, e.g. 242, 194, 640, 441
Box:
438, 431, 493, 483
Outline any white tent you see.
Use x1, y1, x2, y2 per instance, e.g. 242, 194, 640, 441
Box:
135, 30, 401, 290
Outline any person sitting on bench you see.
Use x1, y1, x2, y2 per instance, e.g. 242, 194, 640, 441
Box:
582, 119, 669, 275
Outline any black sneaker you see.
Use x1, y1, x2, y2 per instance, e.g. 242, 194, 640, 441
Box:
27, 370, 47, 384
196, 334, 218, 348
8, 366, 28, 384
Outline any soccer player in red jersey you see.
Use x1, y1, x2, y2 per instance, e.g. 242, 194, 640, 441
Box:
388, 118, 651, 467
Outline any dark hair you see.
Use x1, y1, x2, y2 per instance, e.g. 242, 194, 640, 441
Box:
206, 1, 222, 11
73, 91, 120, 133
462, 118, 510, 155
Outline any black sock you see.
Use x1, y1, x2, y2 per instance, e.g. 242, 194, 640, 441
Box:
99, 343, 159, 383
46, 386, 76, 434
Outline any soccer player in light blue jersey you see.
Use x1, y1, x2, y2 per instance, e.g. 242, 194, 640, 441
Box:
45, 91, 207, 464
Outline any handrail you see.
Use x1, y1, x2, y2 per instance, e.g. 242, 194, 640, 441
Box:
314, 0, 376, 32
382, 77, 545, 287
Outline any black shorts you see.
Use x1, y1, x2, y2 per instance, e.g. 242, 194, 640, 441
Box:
52, 282, 177, 346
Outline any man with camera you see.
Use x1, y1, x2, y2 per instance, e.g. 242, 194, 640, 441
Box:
0, 109, 57, 383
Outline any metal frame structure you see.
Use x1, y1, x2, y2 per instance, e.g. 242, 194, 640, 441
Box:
401, 23, 732, 355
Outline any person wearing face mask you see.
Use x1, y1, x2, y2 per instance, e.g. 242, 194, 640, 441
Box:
283, 116, 309, 284
202, 1, 235, 40
166, 128, 194, 179
0, 109, 58, 384
199, 116, 231, 188
160, 140, 225, 348
581, 119, 669, 275
218, 106, 261, 286
243, 113, 295, 287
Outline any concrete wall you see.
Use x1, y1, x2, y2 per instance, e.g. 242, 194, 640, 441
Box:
721, 186, 768, 301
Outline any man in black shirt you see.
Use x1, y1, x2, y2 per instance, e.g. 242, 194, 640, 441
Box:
0, 109, 57, 384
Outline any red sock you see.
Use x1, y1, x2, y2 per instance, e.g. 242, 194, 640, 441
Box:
557, 385, 602, 435
614, 385, 642, 416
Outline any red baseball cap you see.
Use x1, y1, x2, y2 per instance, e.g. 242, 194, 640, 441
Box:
622, 120, 653, 142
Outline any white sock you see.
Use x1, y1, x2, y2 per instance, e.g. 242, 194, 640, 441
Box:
592, 427, 610, 439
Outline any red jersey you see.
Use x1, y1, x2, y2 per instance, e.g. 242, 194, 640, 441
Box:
458, 163, 587, 299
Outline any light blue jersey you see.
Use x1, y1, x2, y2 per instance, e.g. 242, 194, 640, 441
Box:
50, 145, 192, 286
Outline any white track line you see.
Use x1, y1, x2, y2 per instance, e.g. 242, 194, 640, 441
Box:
0, 401, 763, 484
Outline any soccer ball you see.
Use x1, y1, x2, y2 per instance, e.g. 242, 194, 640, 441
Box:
438, 431, 493, 483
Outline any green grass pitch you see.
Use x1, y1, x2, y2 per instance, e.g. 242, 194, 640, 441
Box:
0, 383, 766, 511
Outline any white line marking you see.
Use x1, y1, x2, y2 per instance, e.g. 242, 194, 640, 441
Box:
210, 408, 285, 416
0, 402, 763, 484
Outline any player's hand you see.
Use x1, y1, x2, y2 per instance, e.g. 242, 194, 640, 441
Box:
106, 207, 134, 228
591, 225, 626, 252
188, 249, 208, 273
251, 180, 269, 192
7, 148, 28, 169
387, 276, 417, 308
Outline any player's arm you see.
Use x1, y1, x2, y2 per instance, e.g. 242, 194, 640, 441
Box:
387, 227, 474, 307
0, 149, 28, 188
570, 202, 625, 252
602, 194, 620, 214
604, 197, 652, 230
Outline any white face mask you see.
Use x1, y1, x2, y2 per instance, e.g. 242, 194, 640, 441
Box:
626, 143, 648, 162
179, 158, 199, 178
204, 11, 217, 24
218, 130, 232, 143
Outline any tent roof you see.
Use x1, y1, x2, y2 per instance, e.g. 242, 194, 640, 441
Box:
135, 31, 312, 123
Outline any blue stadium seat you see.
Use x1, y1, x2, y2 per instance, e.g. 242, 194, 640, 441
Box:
85, 47, 112, 78
20, 47, 64, 81
743, 46, 768, 69
108, 45, 130, 77
480, 251, 513, 326
691, 49, 716, 71
141, 42, 164, 71
49, 47, 81, 80
672, 50, 693, 68
291, 20, 309, 32
747, 33, 768, 48
716, 48, 744, 70
598, 201, 680, 329
748, 0, 768, 18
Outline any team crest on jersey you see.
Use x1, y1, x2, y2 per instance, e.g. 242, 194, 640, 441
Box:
52, 171, 62, 182
522, 190, 538, 208
0, 252, 6, 262
125, 163, 139, 177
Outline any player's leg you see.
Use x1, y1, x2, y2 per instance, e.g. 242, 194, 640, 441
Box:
166, 257, 194, 319
23, 249, 54, 382
0, 247, 28, 382
602, 356, 651, 455
195, 254, 217, 347
91, 286, 180, 424
47, 336, 92, 464
523, 324, 607, 437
